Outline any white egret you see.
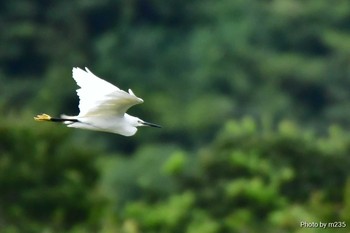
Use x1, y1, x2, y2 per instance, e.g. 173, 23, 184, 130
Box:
34, 67, 161, 136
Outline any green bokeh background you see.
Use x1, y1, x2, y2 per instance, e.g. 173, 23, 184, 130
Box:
1, 1, 350, 232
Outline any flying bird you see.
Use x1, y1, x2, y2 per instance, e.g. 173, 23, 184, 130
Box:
34, 67, 161, 136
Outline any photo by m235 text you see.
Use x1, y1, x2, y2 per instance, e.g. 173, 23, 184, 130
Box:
300, 221, 346, 228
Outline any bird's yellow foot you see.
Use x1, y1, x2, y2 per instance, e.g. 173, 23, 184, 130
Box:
34, 113, 52, 121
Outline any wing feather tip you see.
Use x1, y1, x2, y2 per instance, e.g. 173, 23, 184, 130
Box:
72, 67, 90, 74
128, 89, 144, 103
128, 89, 135, 95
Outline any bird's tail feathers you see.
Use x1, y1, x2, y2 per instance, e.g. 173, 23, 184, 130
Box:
60, 114, 77, 119
60, 114, 79, 125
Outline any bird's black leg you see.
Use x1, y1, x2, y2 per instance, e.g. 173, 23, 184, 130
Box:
34, 113, 79, 123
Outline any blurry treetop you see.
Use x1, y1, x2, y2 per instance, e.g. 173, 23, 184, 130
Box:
1, 0, 350, 147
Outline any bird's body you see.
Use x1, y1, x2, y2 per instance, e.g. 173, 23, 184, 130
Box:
65, 113, 139, 136
35, 67, 160, 136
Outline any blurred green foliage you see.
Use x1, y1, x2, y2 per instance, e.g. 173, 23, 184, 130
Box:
1, 0, 350, 232
0, 115, 104, 232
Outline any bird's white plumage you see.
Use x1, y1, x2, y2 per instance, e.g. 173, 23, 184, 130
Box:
72, 67, 143, 117
35, 67, 160, 136
69, 67, 145, 136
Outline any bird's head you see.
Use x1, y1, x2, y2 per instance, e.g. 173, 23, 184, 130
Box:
127, 115, 161, 128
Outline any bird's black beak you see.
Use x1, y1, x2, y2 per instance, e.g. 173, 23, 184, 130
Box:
142, 121, 162, 128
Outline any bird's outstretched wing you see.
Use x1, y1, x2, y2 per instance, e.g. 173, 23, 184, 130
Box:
72, 67, 143, 117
